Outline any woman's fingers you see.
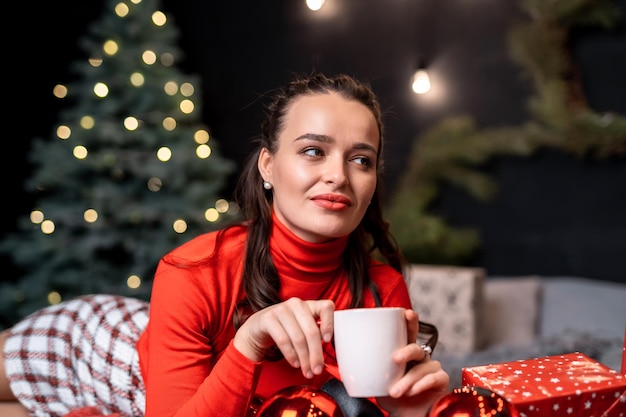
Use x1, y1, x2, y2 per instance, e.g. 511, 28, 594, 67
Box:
389, 359, 450, 398
288, 298, 335, 377
235, 298, 335, 378
404, 309, 419, 344
270, 299, 320, 376
314, 301, 335, 344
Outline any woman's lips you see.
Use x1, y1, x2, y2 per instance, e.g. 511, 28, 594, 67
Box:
311, 194, 352, 210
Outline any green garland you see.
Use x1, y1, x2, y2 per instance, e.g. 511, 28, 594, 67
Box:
387, 0, 626, 265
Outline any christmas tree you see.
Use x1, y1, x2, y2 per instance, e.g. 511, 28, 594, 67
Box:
0, 0, 237, 327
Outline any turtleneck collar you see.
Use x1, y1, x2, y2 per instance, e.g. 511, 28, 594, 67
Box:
269, 212, 349, 281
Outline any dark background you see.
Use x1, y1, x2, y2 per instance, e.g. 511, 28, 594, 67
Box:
5, 0, 626, 283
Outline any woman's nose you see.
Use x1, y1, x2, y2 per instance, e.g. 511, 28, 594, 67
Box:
323, 158, 349, 185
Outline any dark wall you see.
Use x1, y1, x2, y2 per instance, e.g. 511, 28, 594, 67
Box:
4, 0, 626, 284
438, 150, 626, 283
441, 6, 626, 283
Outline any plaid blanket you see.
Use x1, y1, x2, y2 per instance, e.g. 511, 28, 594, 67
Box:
3, 294, 149, 417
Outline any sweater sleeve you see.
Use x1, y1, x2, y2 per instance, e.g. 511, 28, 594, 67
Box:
369, 261, 412, 309
139, 257, 261, 417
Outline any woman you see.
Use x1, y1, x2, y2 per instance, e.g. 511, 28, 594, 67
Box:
0, 72, 449, 417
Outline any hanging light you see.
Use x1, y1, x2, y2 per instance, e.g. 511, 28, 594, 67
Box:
306, 0, 325, 11
412, 67, 431, 94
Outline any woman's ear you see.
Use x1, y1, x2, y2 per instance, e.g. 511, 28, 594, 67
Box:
257, 147, 273, 183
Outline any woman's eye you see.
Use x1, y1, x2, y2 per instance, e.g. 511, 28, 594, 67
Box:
352, 156, 373, 167
302, 148, 323, 157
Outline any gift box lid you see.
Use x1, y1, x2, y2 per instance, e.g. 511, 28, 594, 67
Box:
462, 352, 626, 416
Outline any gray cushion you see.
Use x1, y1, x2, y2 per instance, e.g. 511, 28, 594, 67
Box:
540, 277, 626, 340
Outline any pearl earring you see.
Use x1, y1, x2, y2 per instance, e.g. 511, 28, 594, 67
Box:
263, 181, 273, 190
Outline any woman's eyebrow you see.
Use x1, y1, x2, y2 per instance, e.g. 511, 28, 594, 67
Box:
352, 142, 378, 154
294, 133, 378, 153
294, 133, 331, 143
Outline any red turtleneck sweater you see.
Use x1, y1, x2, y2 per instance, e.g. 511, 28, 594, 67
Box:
136, 215, 412, 417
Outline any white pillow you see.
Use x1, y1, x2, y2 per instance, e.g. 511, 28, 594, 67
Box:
404, 264, 486, 355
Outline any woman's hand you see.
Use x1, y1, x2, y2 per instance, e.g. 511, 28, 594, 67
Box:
233, 297, 335, 379
376, 309, 450, 417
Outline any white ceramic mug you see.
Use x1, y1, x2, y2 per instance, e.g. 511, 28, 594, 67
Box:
333, 307, 407, 397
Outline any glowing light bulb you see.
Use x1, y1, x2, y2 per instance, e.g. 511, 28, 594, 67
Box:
412, 69, 431, 94
306, 0, 325, 11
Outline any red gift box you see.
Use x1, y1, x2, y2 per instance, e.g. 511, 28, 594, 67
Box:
462, 352, 626, 417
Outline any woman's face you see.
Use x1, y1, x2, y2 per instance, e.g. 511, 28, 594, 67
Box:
258, 92, 379, 243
